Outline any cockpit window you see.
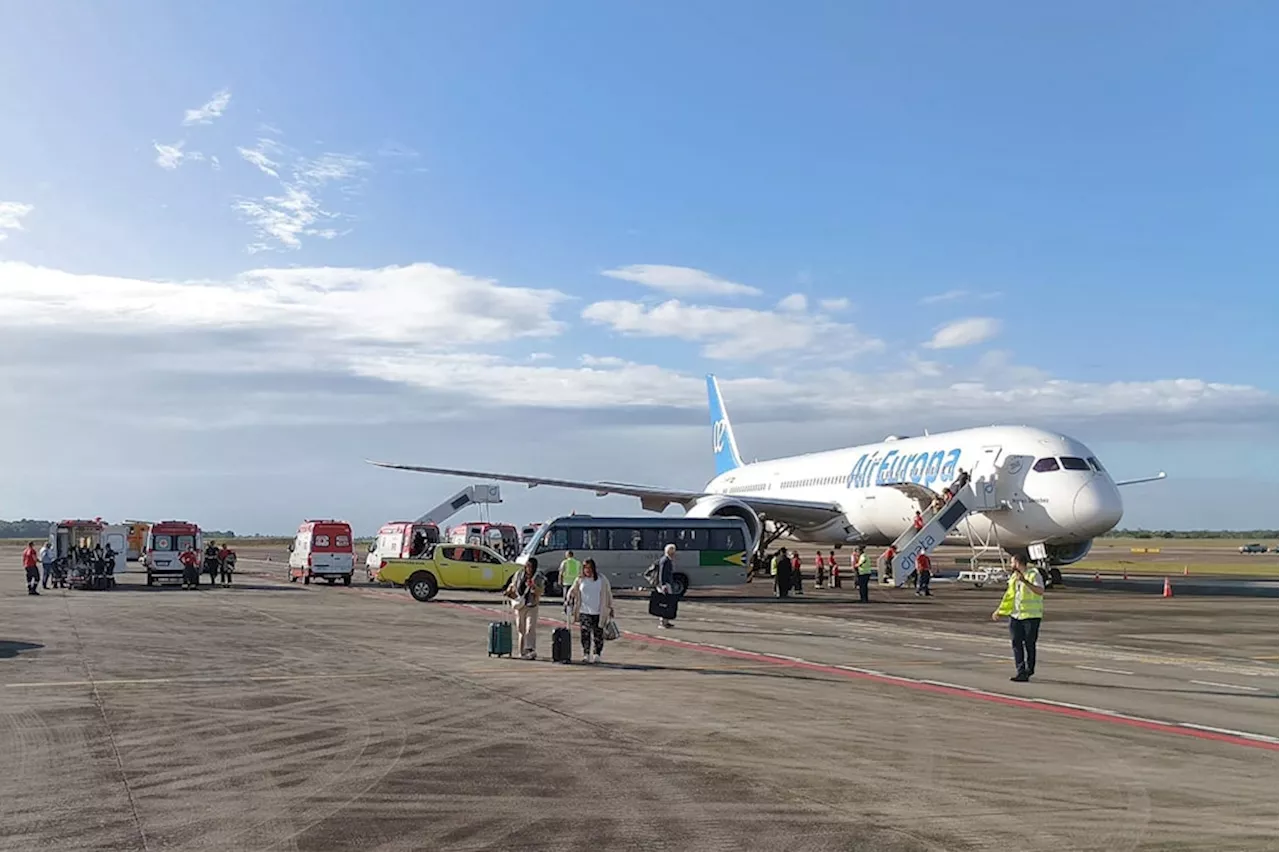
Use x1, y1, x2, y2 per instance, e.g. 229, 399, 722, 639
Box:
1032, 457, 1060, 473
1060, 456, 1090, 471
1087, 457, 1104, 472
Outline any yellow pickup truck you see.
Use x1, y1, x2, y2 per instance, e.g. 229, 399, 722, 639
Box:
374, 543, 518, 602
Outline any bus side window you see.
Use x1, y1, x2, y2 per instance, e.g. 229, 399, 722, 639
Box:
711, 528, 740, 550
609, 529, 642, 550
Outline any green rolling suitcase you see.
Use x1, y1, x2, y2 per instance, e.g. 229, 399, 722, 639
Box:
488, 621, 513, 657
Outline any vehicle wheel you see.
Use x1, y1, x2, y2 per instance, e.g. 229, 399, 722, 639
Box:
408, 572, 439, 602
326, 577, 336, 585
303, 573, 311, 585
670, 573, 689, 597
343, 574, 352, 586
1048, 567, 1063, 587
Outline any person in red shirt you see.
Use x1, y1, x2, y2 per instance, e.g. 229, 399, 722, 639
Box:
217, 545, 235, 586
813, 552, 826, 588
912, 511, 925, 531
22, 541, 41, 595
179, 546, 200, 590
915, 552, 933, 597
790, 551, 803, 595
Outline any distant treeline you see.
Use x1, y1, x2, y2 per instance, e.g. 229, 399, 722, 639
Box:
1103, 528, 1279, 539
0, 520, 238, 539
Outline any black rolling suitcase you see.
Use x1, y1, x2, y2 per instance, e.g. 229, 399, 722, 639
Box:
648, 589, 678, 620
551, 627, 572, 663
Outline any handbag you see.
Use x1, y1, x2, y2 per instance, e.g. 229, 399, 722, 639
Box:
602, 618, 621, 641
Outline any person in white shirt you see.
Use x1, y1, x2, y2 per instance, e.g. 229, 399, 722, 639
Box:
566, 558, 615, 663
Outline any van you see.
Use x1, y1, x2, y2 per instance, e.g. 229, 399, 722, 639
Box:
289, 520, 355, 585
365, 521, 441, 580
143, 521, 202, 586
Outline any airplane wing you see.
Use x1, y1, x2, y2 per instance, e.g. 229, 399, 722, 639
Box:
1115, 472, 1167, 487
366, 460, 845, 526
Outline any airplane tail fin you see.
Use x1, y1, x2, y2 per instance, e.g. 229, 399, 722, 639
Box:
706, 374, 744, 476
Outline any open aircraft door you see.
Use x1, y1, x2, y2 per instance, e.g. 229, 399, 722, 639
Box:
969, 445, 1003, 510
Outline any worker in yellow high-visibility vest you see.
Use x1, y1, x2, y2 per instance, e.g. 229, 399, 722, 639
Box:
558, 551, 582, 605
991, 554, 1044, 682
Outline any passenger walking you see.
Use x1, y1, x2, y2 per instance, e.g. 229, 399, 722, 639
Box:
507, 557, 544, 659
771, 549, 790, 598
854, 546, 872, 603
915, 552, 933, 597
39, 541, 55, 589
203, 541, 221, 587
813, 552, 826, 588
566, 558, 615, 663
912, 511, 925, 532
830, 550, 841, 588
219, 545, 236, 586
655, 544, 677, 627
179, 544, 200, 589
790, 551, 803, 594
876, 546, 895, 588
992, 555, 1044, 682
22, 541, 40, 596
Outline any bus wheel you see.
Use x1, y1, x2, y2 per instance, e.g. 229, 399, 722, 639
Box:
342, 574, 352, 586
671, 573, 689, 597
408, 572, 439, 602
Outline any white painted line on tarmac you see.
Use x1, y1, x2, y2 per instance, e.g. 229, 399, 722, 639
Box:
1179, 722, 1277, 742
978, 653, 1006, 660
1190, 680, 1261, 692
1076, 665, 1135, 676
905, 643, 943, 651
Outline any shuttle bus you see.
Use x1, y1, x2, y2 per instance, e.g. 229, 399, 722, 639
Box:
517, 515, 753, 597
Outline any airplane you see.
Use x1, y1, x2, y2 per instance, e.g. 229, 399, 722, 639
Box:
369, 374, 1165, 583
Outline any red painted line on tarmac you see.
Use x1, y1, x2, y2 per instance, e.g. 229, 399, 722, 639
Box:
432, 601, 1279, 753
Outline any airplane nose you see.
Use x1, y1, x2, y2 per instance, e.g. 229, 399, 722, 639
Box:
1073, 480, 1123, 535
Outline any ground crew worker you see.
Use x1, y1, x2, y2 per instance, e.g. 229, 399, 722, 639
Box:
23, 541, 40, 596
915, 552, 933, 597
992, 555, 1044, 682
39, 541, 56, 589
830, 550, 841, 588
559, 550, 582, 601
876, 546, 895, 588
770, 549, 790, 598
813, 552, 826, 588
203, 541, 221, 587
854, 546, 873, 603
790, 551, 803, 595
180, 545, 200, 589
218, 544, 235, 586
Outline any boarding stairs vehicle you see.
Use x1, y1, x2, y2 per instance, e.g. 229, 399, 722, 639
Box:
415, 484, 503, 527
884, 456, 1005, 587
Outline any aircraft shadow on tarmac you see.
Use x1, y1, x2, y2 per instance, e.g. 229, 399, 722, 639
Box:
0, 640, 44, 659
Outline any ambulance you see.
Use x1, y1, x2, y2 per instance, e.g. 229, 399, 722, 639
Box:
446, 522, 520, 560
365, 521, 441, 581
143, 520, 202, 585
288, 519, 356, 585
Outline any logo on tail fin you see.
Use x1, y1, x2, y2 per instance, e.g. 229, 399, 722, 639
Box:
712, 419, 728, 453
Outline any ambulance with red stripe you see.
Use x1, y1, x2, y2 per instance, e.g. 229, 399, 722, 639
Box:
288, 519, 355, 586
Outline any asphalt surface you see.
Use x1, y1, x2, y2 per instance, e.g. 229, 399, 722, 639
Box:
2, 551, 1277, 851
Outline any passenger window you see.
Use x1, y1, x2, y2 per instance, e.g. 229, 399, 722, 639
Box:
1060, 456, 1090, 471
1032, 458, 1060, 473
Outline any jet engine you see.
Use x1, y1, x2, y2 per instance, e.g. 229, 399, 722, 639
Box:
685, 496, 763, 551
1013, 540, 1093, 566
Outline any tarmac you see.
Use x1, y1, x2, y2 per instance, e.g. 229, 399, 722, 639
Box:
2, 550, 1277, 851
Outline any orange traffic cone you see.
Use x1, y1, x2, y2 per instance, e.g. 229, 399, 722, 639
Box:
1183, 564, 1189, 577
1162, 577, 1173, 598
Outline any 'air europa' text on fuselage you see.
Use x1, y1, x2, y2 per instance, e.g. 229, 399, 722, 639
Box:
845, 448, 963, 490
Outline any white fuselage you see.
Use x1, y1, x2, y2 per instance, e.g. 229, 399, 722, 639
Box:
704, 425, 1123, 549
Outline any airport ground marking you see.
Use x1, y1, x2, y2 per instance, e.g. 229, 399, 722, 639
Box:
1190, 680, 1262, 692
1076, 665, 1135, 676
425, 599, 1279, 752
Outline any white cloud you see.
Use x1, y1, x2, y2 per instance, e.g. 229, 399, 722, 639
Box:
182, 88, 232, 126
777, 293, 807, 312
528, 352, 554, 362
233, 141, 370, 251
819, 297, 850, 312
582, 299, 883, 361
210, 155, 221, 171
919, 289, 1002, 305
237, 139, 282, 177
154, 141, 204, 170
924, 317, 1001, 350
0, 261, 566, 347
580, 355, 632, 369
601, 265, 761, 297
0, 201, 34, 240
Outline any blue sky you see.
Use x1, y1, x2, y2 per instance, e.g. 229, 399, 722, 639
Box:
1, 1, 1275, 533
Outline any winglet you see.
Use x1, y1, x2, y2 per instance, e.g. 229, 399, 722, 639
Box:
706, 374, 744, 476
